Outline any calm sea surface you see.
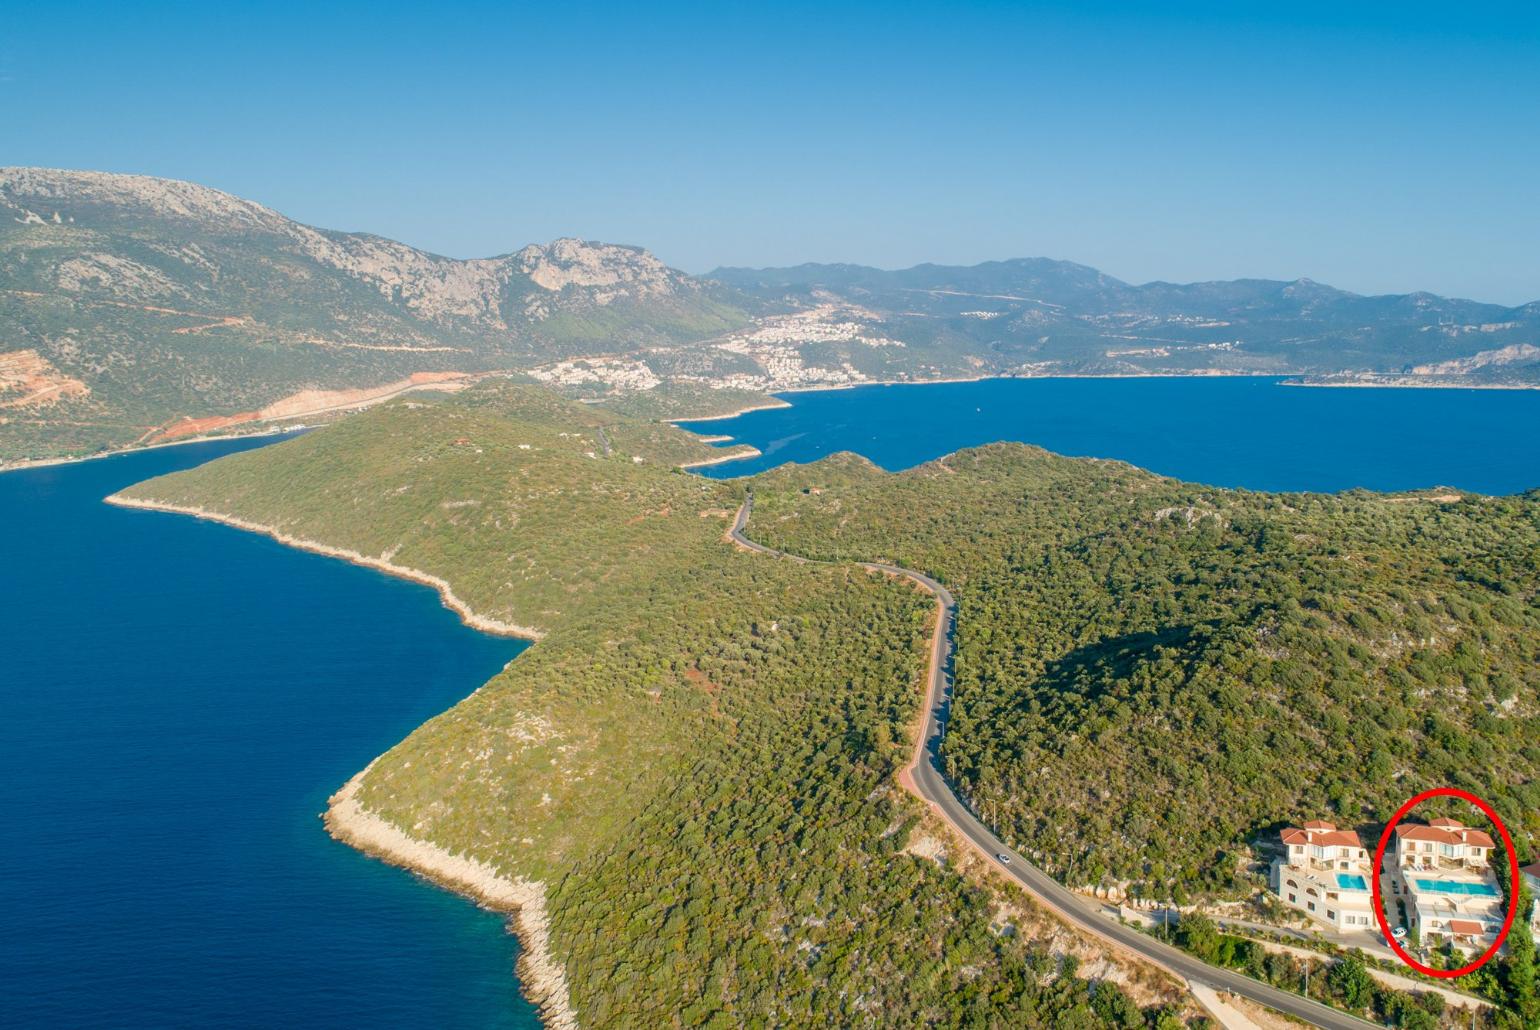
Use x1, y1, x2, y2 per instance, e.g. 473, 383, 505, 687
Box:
681, 376, 1540, 494
5, 377, 1539, 1028
0, 437, 537, 1029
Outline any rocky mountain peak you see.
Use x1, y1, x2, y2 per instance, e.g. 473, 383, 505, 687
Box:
0, 167, 288, 232
513, 238, 684, 296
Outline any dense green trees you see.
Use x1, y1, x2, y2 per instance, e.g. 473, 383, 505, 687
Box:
1169, 917, 1481, 1027
1491, 878, 1538, 1026
751, 446, 1540, 903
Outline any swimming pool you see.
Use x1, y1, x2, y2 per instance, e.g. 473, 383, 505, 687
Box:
1414, 879, 1500, 897
1335, 874, 1369, 890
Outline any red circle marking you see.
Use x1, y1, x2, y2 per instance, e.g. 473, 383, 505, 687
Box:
1371, 787, 1519, 977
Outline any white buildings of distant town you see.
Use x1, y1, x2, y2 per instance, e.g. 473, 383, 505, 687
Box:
526, 356, 662, 392
703, 306, 903, 392
525, 306, 904, 399
1270, 821, 1378, 933
1388, 819, 1502, 952
1522, 861, 1540, 944
727, 307, 903, 349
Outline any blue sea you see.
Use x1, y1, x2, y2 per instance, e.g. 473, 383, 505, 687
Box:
681, 376, 1540, 495
5, 377, 1540, 1029
0, 437, 538, 1029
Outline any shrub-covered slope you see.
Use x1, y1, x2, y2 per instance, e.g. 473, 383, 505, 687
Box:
749, 446, 1540, 897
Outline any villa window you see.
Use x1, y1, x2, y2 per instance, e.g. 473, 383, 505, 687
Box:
1308, 902, 1316, 912
1327, 910, 1337, 920
1288, 893, 1297, 903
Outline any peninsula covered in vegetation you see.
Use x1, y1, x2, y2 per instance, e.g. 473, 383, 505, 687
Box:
115, 381, 1539, 1026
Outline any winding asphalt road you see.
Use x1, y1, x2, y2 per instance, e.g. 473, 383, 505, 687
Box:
731, 495, 1378, 1030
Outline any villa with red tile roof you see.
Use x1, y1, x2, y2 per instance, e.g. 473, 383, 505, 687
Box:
1388, 819, 1503, 953
1394, 818, 1495, 870
1270, 821, 1377, 933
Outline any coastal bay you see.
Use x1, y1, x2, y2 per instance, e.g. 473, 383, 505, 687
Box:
680, 375, 1540, 494
0, 438, 538, 1028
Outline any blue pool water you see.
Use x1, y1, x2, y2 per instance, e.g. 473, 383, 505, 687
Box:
1336, 874, 1369, 891
680, 376, 1540, 494
1415, 879, 1501, 896
0, 439, 538, 1028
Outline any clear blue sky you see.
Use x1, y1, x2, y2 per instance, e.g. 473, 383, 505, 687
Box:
6, 1, 1538, 303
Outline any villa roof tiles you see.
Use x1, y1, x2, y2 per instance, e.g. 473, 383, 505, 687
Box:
1395, 823, 1495, 848
1281, 825, 1363, 849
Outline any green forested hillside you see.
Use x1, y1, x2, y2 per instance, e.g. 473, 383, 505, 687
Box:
120, 385, 1191, 1027
748, 447, 1540, 898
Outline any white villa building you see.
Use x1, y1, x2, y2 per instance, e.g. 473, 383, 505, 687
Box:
1271, 821, 1377, 933
1390, 818, 1502, 952
1523, 861, 1540, 944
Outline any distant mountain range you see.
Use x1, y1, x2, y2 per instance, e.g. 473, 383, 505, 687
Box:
3, 167, 1536, 464
710, 259, 1540, 383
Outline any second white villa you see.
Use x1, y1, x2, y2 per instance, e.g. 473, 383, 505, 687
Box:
1389, 818, 1503, 952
